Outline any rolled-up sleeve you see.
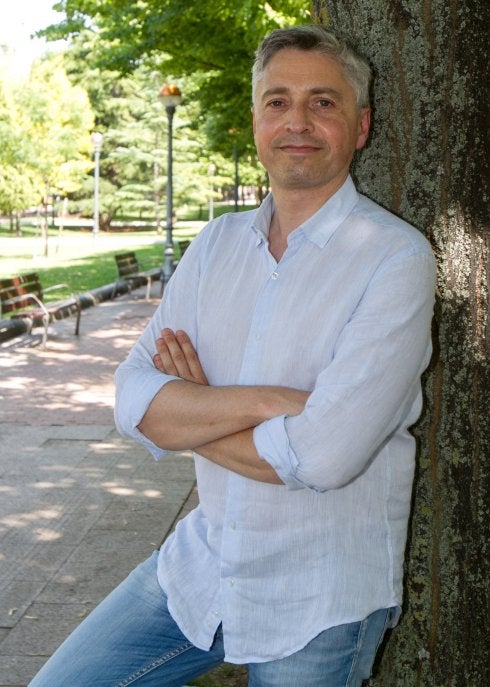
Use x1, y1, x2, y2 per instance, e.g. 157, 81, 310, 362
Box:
253, 415, 304, 489
114, 235, 205, 459
254, 250, 436, 491
115, 352, 180, 460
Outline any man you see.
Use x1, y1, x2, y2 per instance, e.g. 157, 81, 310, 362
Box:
30, 25, 435, 687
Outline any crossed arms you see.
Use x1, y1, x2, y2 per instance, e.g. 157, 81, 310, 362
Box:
137, 328, 310, 484
117, 236, 436, 492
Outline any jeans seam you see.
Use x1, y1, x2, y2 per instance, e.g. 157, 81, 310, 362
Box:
344, 617, 369, 687
372, 608, 392, 657
114, 640, 195, 686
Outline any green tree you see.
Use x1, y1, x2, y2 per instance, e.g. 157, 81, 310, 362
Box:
60, 42, 232, 229
16, 54, 94, 198
310, 1, 489, 685
0, 66, 44, 229
25, 56, 93, 252
60, 32, 264, 227
46, 0, 309, 157
1, 53, 95, 250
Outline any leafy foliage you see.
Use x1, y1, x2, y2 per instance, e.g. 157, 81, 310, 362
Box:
0, 53, 94, 221
2, 1, 308, 230
46, 0, 310, 155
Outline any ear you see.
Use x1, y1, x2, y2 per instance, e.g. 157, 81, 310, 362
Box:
355, 107, 371, 150
251, 106, 257, 135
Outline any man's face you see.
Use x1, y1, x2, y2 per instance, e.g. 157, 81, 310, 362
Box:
252, 49, 370, 196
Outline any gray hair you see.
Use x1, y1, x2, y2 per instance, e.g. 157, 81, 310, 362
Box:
252, 25, 372, 109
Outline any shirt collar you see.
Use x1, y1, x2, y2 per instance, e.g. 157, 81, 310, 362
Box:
252, 194, 275, 246
251, 176, 359, 248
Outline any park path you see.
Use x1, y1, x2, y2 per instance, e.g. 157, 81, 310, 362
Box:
0, 286, 198, 686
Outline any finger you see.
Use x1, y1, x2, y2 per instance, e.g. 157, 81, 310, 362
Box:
155, 335, 180, 376
162, 328, 193, 379
175, 330, 208, 385
153, 352, 165, 371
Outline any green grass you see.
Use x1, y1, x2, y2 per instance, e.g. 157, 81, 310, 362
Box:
0, 224, 202, 301
178, 202, 258, 221
190, 663, 248, 687
0, 206, 255, 300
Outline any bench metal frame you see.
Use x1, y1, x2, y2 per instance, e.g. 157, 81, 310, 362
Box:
0, 273, 81, 348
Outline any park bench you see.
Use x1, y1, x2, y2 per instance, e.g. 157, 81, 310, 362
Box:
178, 239, 191, 256
0, 272, 81, 347
114, 252, 162, 301
114, 243, 192, 300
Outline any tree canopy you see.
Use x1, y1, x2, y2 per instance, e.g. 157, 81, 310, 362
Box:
0, 52, 93, 224
0, 0, 307, 231
45, 0, 310, 155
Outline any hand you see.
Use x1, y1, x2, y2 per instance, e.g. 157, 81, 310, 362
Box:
154, 328, 208, 385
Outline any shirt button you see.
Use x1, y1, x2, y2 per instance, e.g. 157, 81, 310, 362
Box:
271, 271, 278, 280
230, 521, 236, 530
228, 578, 235, 586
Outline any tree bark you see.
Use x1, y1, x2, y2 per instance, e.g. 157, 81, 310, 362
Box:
311, 1, 489, 684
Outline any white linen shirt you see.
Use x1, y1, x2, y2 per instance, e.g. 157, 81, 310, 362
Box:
114, 176, 436, 663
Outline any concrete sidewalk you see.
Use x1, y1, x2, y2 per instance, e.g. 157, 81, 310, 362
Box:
0, 286, 197, 686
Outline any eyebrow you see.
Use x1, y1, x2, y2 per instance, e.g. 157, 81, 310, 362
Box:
260, 86, 344, 102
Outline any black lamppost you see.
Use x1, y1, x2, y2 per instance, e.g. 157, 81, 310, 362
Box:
158, 84, 182, 288
228, 129, 240, 212
233, 142, 239, 212
208, 163, 216, 221
91, 132, 103, 237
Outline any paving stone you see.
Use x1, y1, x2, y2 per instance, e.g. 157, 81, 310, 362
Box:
0, 487, 110, 547
36, 530, 162, 605
0, 543, 74, 628
90, 499, 184, 532
0, 291, 199, 686
0, 655, 46, 686
0, 601, 95, 657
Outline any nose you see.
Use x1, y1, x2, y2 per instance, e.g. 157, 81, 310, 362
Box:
286, 103, 312, 134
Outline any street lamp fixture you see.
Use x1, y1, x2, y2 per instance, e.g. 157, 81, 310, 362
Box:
158, 83, 182, 289
91, 132, 104, 237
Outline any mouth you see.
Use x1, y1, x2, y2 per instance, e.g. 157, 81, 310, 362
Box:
276, 139, 324, 155
279, 144, 321, 154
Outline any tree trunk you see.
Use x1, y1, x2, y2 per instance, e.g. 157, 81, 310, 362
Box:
311, 1, 489, 685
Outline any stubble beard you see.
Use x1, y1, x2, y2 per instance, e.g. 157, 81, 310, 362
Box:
271, 160, 332, 191
265, 139, 334, 191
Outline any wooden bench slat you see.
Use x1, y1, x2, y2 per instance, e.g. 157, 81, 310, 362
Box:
0, 273, 81, 347
114, 251, 161, 301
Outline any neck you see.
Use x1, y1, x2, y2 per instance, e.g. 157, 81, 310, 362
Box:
269, 176, 347, 243
268, 188, 329, 261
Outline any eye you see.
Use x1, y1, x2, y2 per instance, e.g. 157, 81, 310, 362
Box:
315, 98, 334, 108
266, 99, 286, 108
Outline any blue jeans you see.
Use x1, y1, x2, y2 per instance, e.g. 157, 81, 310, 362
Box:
29, 551, 397, 687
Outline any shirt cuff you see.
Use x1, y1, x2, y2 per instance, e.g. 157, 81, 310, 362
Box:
114, 367, 180, 461
253, 416, 304, 490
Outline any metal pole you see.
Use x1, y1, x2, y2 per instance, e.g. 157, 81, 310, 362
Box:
233, 142, 239, 212
91, 132, 103, 238
93, 146, 100, 238
209, 163, 215, 221
162, 105, 176, 289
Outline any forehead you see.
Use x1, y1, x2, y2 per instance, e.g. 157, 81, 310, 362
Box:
256, 48, 353, 99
